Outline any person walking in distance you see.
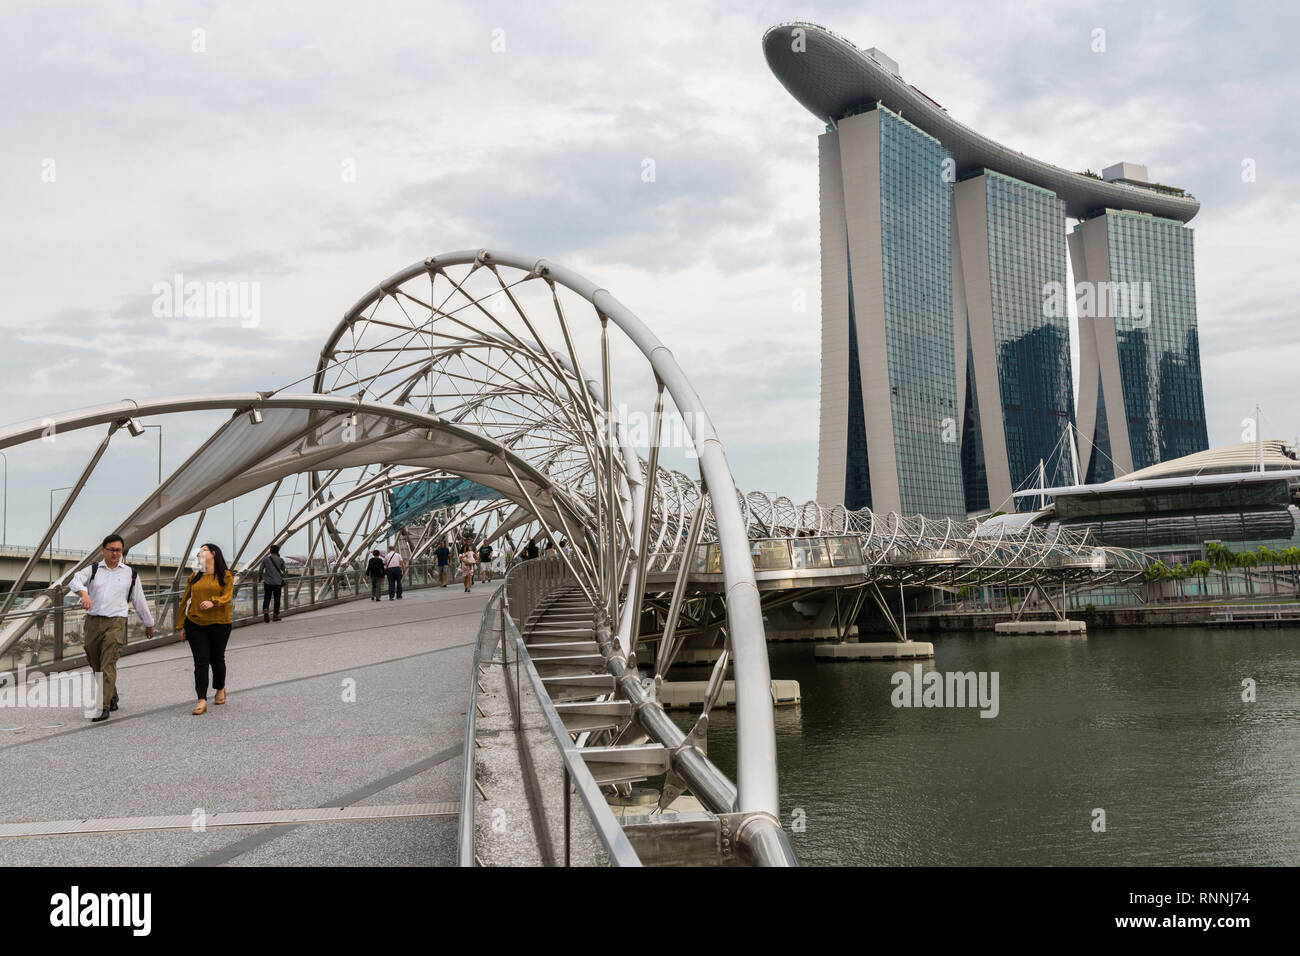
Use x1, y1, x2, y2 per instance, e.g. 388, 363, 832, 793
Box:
176, 543, 234, 716
384, 544, 405, 600
434, 539, 451, 587
69, 534, 156, 722
459, 543, 477, 593
477, 539, 493, 583
525, 538, 539, 561
366, 549, 385, 601
257, 544, 287, 623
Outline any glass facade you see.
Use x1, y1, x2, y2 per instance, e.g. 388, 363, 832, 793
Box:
1085, 369, 1115, 483
961, 326, 989, 511
1055, 480, 1291, 520
1095, 210, 1209, 471
844, 255, 871, 510
877, 108, 965, 518
1053, 480, 1296, 549
983, 172, 1075, 506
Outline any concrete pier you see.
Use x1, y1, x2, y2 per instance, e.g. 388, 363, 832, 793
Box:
994, 620, 1086, 635
814, 641, 935, 661
658, 679, 801, 710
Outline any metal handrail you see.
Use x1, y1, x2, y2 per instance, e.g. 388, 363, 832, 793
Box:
458, 560, 640, 866
456, 586, 503, 866
504, 613, 641, 866
1, 562, 442, 671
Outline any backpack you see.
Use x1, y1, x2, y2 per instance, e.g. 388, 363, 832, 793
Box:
91, 561, 138, 598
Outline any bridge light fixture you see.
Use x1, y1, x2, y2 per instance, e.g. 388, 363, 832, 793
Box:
248, 407, 264, 425
125, 417, 145, 437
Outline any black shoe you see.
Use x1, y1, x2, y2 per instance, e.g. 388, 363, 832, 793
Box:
264, 611, 270, 623
109, 695, 119, 712
91, 709, 110, 723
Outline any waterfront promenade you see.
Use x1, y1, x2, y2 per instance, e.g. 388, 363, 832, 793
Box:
0, 585, 489, 866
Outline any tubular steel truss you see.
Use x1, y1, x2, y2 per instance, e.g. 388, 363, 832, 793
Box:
0, 248, 1150, 867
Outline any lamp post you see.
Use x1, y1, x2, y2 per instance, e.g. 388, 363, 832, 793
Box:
138, 424, 163, 593
234, 518, 250, 570
1, 450, 7, 545
48, 485, 73, 590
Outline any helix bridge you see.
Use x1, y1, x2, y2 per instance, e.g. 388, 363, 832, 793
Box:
0, 249, 1146, 865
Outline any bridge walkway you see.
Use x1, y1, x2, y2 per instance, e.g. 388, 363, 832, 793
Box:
0, 583, 493, 866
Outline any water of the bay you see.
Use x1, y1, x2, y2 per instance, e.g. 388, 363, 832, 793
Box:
678, 626, 1300, 866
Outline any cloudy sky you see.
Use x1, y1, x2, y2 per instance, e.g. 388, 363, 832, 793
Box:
1, 0, 1297, 553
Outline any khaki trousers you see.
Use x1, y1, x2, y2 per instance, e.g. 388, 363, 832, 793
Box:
83, 615, 127, 707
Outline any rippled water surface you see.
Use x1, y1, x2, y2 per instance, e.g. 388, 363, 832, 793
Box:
681, 627, 1300, 866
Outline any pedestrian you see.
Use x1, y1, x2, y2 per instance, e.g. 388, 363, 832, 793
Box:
257, 543, 287, 622
384, 544, 405, 600
525, 538, 539, 561
434, 539, 451, 587
175, 543, 233, 716
459, 543, 477, 592
366, 549, 385, 601
69, 533, 156, 722
477, 540, 493, 583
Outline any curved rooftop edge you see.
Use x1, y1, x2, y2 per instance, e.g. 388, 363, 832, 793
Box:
762, 21, 1200, 223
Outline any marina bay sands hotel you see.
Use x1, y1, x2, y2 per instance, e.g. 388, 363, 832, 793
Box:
764, 22, 1209, 519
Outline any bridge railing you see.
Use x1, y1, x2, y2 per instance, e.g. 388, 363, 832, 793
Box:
458, 559, 640, 866
0, 562, 440, 675
651, 535, 865, 574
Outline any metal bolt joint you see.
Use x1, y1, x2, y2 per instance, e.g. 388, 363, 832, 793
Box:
730, 810, 798, 867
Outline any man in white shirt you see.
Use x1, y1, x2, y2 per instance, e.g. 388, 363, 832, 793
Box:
68, 533, 156, 722
384, 545, 406, 601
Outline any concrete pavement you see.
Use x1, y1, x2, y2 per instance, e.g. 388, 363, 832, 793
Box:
0, 582, 495, 866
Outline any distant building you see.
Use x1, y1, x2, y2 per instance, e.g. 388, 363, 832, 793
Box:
955, 170, 1074, 512
816, 105, 966, 518
763, 21, 1209, 517
1015, 441, 1300, 559
1069, 209, 1209, 481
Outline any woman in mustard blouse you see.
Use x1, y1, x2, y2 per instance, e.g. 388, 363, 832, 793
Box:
176, 543, 235, 715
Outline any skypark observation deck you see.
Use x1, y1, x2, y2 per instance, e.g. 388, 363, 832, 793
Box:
762, 21, 1200, 223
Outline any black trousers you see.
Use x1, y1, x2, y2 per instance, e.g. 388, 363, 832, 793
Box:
262, 584, 282, 614
186, 618, 232, 699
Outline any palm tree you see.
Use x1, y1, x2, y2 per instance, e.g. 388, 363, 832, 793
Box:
1257, 546, 1280, 595
1189, 559, 1211, 598
1206, 542, 1236, 598
1236, 550, 1258, 598
1171, 563, 1191, 600
1143, 561, 1169, 603
1284, 546, 1300, 596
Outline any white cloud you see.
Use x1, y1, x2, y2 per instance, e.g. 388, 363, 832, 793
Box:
1, 0, 1297, 547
